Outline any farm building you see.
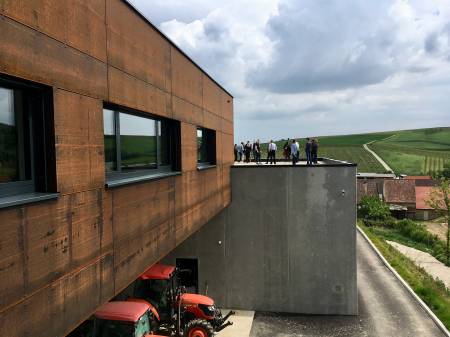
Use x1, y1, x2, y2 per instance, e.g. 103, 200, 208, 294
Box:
357, 179, 382, 203
403, 175, 432, 180
356, 173, 394, 203
0, 1, 233, 336
415, 186, 439, 220
383, 180, 416, 218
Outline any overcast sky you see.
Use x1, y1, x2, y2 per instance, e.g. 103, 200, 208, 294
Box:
130, 0, 450, 142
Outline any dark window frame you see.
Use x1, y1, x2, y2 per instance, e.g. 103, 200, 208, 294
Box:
103, 103, 181, 186
197, 127, 216, 168
0, 74, 56, 200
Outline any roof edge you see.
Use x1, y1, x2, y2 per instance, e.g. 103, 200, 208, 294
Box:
121, 0, 233, 98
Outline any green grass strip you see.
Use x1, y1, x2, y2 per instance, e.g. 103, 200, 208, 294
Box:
359, 223, 450, 330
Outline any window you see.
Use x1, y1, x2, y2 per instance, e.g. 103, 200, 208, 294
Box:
103, 105, 180, 186
197, 127, 216, 167
0, 75, 56, 205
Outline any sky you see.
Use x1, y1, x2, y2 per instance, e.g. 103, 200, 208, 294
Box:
130, 0, 450, 142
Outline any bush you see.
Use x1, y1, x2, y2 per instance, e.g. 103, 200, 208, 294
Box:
394, 219, 438, 246
358, 196, 391, 221
362, 217, 396, 228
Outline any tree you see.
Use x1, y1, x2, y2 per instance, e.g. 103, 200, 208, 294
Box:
358, 196, 391, 221
441, 162, 450, 179
426, 178, 450, 265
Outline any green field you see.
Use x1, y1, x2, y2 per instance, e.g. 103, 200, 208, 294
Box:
262, 127, 450, 174
262, 133, 391, 172
370, 128, 450, 175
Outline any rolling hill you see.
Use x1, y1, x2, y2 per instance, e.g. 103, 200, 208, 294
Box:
261, 127, 450, 175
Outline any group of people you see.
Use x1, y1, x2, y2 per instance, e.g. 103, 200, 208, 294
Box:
234, 138, 319, 165
282, 138, 319, 165
234, 140, 262, 163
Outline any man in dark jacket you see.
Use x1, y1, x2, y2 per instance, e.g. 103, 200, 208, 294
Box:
305, 138, 312, 165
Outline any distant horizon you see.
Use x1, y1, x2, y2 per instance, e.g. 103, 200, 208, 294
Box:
235, 125, 450, 143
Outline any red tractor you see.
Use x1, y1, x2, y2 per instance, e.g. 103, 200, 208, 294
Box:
91, 301, 164, 337
132, 263, 234, 336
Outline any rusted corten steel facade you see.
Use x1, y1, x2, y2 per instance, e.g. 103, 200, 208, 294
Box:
0, 1, 233, 336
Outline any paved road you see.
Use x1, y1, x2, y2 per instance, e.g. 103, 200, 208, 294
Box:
249, 231, 446, 337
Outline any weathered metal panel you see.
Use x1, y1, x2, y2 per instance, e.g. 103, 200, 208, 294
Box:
108, 66, 171, 118
0, 0, 233, 335
106, 0, 170, 91
171, 48, 203, 108
0, 15, 108, 98
0, 0, 107, 61
172, 96, 203, 126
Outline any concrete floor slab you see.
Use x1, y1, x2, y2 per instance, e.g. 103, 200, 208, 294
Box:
217, 309, 255, 337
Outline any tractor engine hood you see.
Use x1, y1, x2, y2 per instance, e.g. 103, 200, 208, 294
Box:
180, 293, 214, 306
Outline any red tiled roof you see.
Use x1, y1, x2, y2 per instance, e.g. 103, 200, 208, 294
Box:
404, 175, 432, 180
415, 179, 440, 187
415, 186, 433, 210
416, 186, 447, 210
383, 180, 416, 204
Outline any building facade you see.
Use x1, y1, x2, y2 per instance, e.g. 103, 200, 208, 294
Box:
164, 161, 358, 315
0, 1, 233, 336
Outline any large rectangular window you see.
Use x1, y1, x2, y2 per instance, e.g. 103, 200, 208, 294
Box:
103, 105, 180, 186
197, 127, 216, 167
0, 74, 56, 205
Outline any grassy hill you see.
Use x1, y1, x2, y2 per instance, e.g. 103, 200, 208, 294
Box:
370, 127, 450, 175
261, 127, 450, 174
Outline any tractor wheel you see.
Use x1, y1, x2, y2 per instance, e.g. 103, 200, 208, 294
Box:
184, 319, 214, 337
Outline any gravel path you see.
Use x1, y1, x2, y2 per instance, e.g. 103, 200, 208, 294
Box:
363, 141, 393, 173
387, 240, 450, 289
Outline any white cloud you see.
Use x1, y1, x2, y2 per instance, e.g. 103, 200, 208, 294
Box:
130, 0, 450, 141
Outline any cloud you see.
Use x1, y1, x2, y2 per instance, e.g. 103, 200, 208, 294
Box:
130, 0, 450, 141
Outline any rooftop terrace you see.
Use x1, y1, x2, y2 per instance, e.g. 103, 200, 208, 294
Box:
232, 158, 356, 167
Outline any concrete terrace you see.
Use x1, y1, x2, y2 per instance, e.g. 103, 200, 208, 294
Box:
232, 158, 354, 167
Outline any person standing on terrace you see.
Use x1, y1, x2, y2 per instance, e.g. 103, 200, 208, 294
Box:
291, 139, 299, 165
244, 141, 252, 163
253, 140, 261, 164
305, 138, 312, 165
283, 138, 291, 160
266, 140, 277, 164
237, 142, 244, 162
311, 138, 319, 164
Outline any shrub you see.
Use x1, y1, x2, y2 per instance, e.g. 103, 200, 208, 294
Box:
394, 219, 438, 246
358, 196, 391, 221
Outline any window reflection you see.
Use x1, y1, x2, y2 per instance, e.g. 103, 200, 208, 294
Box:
103, 107, 176, 178
0, 87, 27, 183
197, 128, 207, 163
158, 120, 170, 166
119, 113, 156, 170
103, 109, 116, 172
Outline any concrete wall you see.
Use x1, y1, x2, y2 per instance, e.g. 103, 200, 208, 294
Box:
164, 164, 357, 315
0, 1, 233, 336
